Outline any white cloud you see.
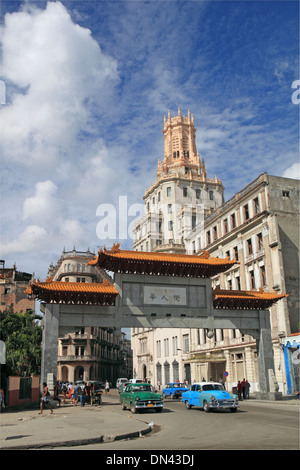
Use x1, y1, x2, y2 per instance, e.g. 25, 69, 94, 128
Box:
282, 162, 300, 180
1, 1, 118, 169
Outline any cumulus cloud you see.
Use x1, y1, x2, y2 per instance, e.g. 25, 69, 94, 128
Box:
282, 162, 300, 180
0, 2, 121, 274
1, 1, 118, 169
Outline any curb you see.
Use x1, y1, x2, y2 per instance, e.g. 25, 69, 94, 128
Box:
1, 422, 154, 450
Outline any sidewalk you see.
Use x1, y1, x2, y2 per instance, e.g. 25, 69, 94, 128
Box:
0, 390, 153, 450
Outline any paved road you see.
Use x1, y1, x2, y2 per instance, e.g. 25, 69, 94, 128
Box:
54, 397, 299, 451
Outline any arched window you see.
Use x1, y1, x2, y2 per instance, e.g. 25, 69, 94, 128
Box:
164, 361, 170, 385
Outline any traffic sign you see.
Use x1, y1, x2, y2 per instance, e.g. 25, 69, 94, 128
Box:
224, 371, 229, 377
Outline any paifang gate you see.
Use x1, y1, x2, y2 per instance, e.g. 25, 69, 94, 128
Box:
27, 245, 286, 399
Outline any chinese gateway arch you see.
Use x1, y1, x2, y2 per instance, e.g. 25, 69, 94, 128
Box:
27, 245, 286, 399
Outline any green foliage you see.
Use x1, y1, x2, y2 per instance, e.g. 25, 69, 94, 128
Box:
0, 306, 43, 376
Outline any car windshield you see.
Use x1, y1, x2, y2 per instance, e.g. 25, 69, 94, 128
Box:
202, 384, 224, 391
132, 385, 153, 392
173, 383, 186, 388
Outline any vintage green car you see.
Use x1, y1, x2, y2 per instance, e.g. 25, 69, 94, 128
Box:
120, 383, 164, 414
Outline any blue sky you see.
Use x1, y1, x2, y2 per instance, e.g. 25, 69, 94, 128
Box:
0, 0, 299, 279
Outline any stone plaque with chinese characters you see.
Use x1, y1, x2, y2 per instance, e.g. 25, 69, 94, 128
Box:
144, 285, 187, 306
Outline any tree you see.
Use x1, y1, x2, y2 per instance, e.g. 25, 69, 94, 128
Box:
0, 307, 43, 376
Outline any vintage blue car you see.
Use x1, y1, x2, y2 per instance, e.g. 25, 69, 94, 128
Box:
181, 382, 239, 412
162, 382, 189, 399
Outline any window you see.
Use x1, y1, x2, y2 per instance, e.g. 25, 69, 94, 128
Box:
183, 334, 190, 352
196, 189, 201, 199
206, 231, 211, 245
156, 341, 161, 358
249, 269, 255, 289
75, 346, 85, 356
213, 225, 218, 241
192, 215, 196, 229
183, 187, 188, 197
223, 218, 228, 234
164, 338, 169, 356
260, 265, 266, 287
172, 360, 180, 382
257, 232, 263, 251
243, 204, 249, 221
235, 276, 241, 290
233, 246, 239, 261
168, 220, 173, 231
167, 187, 171, 197
164, 362, 170, 384
168, 203, 172, 213
209, 190, 214, 200
231, 213, 236, 229
247, 238, 252, 255
172, 336, 178, 355
253, 197, 260, 214
152, 197, 155, 205
282, 190, 290, 198
158, 192, 161, 202
156, 363, 162, 383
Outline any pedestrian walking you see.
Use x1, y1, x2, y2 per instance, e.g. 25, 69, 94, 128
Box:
245, 380, 250, 399
105, 380, 110, 396
62, 382, 68, 403
73, 383, 79, 405
78, 384, 85, 407
85, 382, 91, 403
237, 381, 242, 400
39, 382, 53, 415
241, 378, 246, 399
68, 382, 73, 403
53, 383, 61, 407
0, 388, 5, 410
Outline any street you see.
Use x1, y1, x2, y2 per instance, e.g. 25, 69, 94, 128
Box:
54, 396, 299, 451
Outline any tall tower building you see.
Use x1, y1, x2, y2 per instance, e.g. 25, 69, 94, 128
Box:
133, 108, 224, 254
132, 109, 224, 384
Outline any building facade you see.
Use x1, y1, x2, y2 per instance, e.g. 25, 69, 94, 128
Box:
131, 109, 299, 395
0, 261, 35, 313
185, 173, 299, 393
48, 248, 132, 384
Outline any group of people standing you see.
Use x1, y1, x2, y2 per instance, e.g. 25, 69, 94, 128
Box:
237, 379, 250, 399
60, 381, 94, 406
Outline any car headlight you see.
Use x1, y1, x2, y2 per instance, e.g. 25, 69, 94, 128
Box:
210, 395, 216, 403
135, 397, 140, 401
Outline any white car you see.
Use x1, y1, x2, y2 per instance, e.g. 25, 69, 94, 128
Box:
116, 378, 128, 389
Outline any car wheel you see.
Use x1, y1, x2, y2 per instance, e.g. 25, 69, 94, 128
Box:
203, 400, 210, 412
121, 402, 126, 410
185, 400, 191, 409
130, 402, 137, 414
